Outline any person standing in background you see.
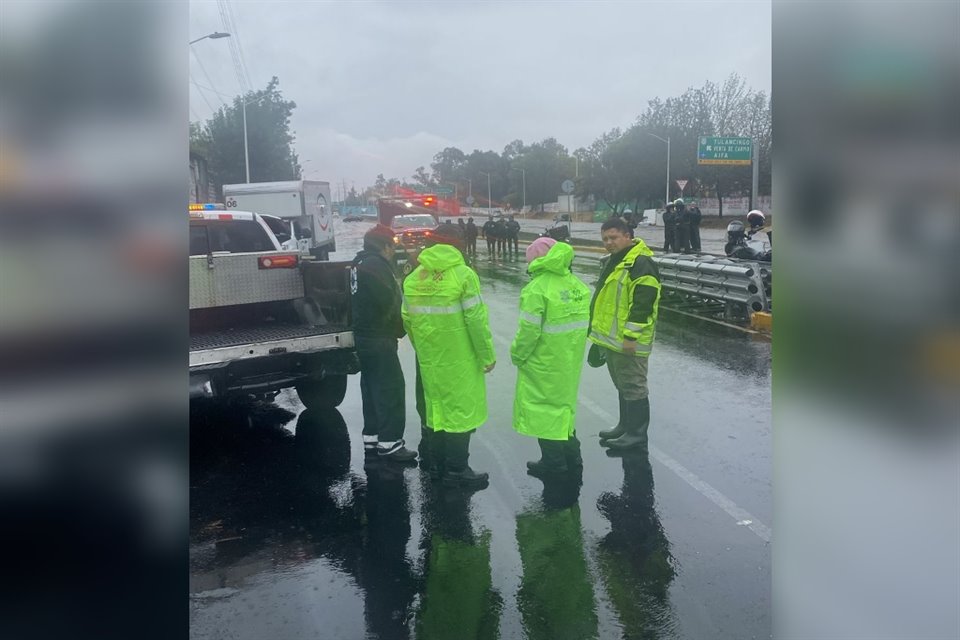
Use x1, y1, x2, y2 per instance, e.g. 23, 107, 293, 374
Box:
506, 215, 521, 258
662, 202, 676, 252
688, 204, 702, 252
465, 217, 478, 257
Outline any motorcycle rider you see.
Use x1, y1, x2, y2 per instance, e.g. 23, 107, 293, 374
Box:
746, 209, 772, 246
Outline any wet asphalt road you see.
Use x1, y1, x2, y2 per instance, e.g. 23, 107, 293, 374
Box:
190, 220, 772, 639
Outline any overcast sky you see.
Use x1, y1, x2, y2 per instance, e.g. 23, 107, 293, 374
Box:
189, 1, 771, 189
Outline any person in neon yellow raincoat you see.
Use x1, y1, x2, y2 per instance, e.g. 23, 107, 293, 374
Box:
403, 226, 497, 489
511, 238, 591, 476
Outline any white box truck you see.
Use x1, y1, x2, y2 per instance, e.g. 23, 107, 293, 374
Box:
223, 180, 336, 258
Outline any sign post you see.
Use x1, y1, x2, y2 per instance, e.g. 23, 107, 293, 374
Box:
675, 179, 688, 198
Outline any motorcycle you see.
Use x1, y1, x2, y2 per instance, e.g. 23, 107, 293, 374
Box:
724, 220, 771, 262
540, 215, 571, 243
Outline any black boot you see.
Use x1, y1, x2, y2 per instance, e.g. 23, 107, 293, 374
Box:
605, 398, 650, 451
442, 431, 489, 489
527, 439, 569, 477
599, 395, 627, 440
564, 433, 583, 469
419, 426, 445, 480
417, 426, 432, 464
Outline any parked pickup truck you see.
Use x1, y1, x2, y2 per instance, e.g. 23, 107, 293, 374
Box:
189, 204, 358, 407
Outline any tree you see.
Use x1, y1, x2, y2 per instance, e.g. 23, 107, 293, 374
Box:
430, 147, 467, 183
633, 73, 771, 215
191, 76, 299, 196
517, 138, 571, 212
412, 166, 434, 188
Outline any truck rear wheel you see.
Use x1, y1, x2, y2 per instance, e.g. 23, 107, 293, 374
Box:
295, 375, 348, 409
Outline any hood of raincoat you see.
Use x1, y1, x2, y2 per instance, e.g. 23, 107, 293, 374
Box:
417, 243, 465, 272
528, 241, 574, 277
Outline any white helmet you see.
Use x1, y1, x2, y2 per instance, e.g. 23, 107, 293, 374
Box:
746, 210, 765, 228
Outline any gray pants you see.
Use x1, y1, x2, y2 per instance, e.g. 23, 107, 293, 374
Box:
605, 350, 649, 401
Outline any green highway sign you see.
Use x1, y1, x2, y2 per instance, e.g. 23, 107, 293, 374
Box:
413, 185, 453, 196
698, 136, 752, 165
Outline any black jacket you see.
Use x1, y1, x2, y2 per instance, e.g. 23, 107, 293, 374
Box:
350, 250, 404, 339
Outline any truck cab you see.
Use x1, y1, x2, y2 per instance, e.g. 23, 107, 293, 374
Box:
189, 207, 282, 255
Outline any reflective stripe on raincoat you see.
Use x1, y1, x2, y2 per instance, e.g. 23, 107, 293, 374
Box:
510, 242, 591, 441
588, 240, 660, 356
402, 244, 496, 433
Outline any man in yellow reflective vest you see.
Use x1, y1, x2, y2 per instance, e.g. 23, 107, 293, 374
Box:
511, 237, 591, 476
402, 224, 497, 489
589, 217, 661, 450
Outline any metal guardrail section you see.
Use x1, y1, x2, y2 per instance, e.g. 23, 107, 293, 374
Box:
652, 253, 772, 317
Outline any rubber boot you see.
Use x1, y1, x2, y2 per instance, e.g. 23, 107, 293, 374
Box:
605, 398, 650, 451
442, 431, 489, 489
526, 439, 569, 477
599, 395, 628, 440
564, 433, 583, 469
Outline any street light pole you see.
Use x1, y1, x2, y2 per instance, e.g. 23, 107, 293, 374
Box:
512, 167, 526, 216
189, 32, 261, 183
479, 172, 492, 217
242, 100, 251, 183
521, 168, 526, 213
647, 133, 671, 207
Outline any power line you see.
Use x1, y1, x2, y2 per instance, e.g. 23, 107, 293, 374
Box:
190, 80, 231, 100
217, 0, 251, 94
224, 0, 253, 90
189, 71, 217, 113
189, 46, 227, 108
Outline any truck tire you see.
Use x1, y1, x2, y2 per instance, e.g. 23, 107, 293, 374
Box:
295, 375, 348, 409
